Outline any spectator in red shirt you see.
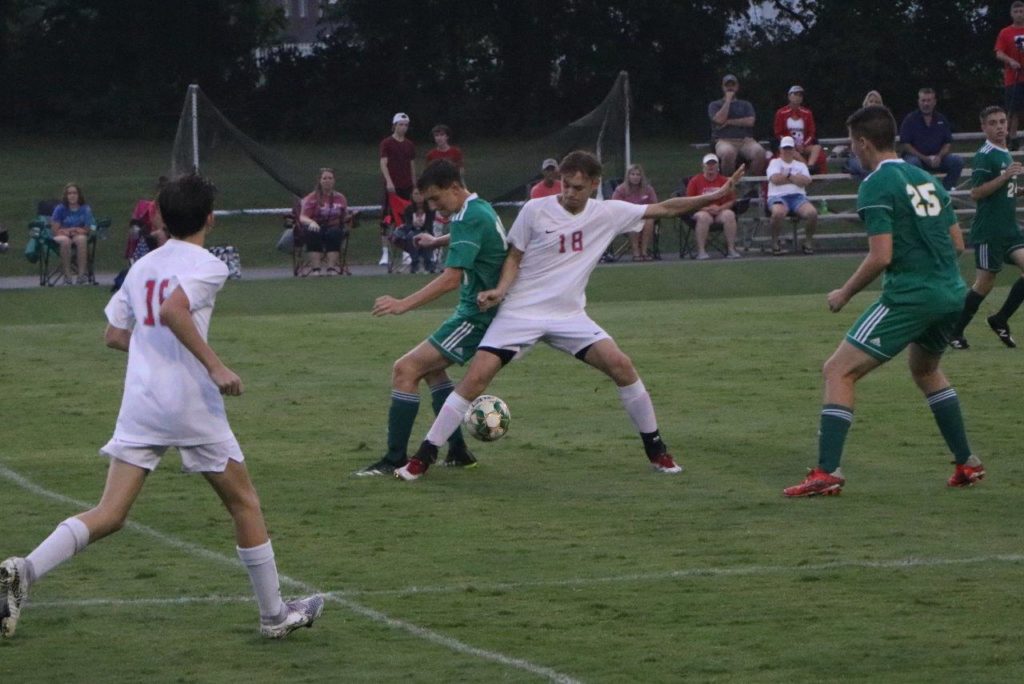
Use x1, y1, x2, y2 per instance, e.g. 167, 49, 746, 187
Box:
379, 112, 416, 265
773, 85, 826, 174
612, 164, 659, 260
530, 158, 562, 198
425, 124, 464, 179
996, 1, 1024, 147
299, 167, 350, 276
685, 154, 740, 260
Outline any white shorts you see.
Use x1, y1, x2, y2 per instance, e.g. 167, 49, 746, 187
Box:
478, 311, 611, 359
100, 436, 245, 473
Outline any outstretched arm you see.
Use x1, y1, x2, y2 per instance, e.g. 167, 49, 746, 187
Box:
477, 246, 525, 311
159, 288, 243, 395
373, 267, 462, 316
643, 166, 745, 219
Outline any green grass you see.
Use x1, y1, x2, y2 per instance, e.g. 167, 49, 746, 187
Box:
2, 257, 1023, 682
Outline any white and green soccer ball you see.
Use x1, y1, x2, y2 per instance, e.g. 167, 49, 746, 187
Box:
463, 395, 511, 442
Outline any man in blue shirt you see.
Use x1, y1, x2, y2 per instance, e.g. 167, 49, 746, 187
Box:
899, 88, 964, 190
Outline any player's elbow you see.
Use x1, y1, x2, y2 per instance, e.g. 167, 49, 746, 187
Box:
104, 326, 130, 351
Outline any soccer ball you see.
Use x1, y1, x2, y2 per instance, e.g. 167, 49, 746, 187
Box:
463, 395, 511, 442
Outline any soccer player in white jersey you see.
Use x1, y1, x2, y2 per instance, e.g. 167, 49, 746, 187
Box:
395, 151, 744, 480
0, 174, 323, 640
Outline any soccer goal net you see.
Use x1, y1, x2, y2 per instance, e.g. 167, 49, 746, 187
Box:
168, 72, 632, 216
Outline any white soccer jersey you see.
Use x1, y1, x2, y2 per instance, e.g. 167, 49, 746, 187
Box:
104, 239, 234, 446
502, 196, 646, 319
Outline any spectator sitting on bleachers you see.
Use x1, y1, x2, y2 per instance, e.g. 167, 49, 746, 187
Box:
530, 158, 562, 198
686, 153, 740, 260
899, 87, 963, 190
612, 164, 659, 261
50, 182, 95, 285
767, 136, 817, 256
773, 85, 826, 174
846, 91, 886, 178
708, 74, 767, 175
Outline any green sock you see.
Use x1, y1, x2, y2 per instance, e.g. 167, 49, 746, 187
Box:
386, 390, 420, 465
927, 387, 972, 465
818, 404, 853, 473
430, 380, 467, 452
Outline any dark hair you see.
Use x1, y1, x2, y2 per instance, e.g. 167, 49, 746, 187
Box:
559, 150, 603, 179
431, 124, 451, 138
846, 106, 897, 152
1013, 1, 1024, 10
417, 159, 462, 191
157, 173, 217, 238
980, 105, 1007, 121
62, 182, 85, 207
918, 87, 936, 98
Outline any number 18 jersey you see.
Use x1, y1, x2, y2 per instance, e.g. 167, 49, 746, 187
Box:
502, 196, 646, 319
104, 239, 234, 446
857, 159, 966, 313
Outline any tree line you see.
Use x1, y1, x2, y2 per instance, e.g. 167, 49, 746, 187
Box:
0, 0, 1012, 142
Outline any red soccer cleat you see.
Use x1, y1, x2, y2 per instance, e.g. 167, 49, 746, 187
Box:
947, 462, 986, 488
395, 457, 429, 481
650, 453, 683, 474
783, 467, 845, 497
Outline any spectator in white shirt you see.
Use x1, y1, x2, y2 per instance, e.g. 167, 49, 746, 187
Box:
767, 136, 818, 255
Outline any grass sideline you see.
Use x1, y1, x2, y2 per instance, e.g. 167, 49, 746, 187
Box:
2, 258, 1023, 682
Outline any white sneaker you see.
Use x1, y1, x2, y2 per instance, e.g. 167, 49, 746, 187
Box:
378, 250, 390, 266
726, 251, 742, 259
260, 594, 325, 639
1, 557, 29, 638
695, 252, 711, 261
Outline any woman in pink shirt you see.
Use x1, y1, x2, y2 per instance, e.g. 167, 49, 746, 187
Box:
299, 168, 349, 276
612, 164, 659, 261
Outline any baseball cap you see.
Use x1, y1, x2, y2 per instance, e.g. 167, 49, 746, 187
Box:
788, 85, 804, 95
541, 158, 559, 170
392, 112, 410, 125
780, 136, 796, 148
702, 153, 719, 165
722, 74, 738, 85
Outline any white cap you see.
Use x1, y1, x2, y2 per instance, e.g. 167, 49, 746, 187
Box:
541, 158, 559, 170
702, 153, 719, 165
392, 112, 410, 125
779, 136, 796, 148
788, 85, 804, 95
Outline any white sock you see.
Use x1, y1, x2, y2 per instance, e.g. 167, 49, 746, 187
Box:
618, 379, 658, 434
426, 392, 471, 447
236, 540, 286, 622
26, 516, 91, 585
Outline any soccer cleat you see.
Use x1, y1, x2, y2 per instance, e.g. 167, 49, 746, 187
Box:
947, 461, 986, 488
1, 557, 29, 638
442, 447, 478, 468
259, 595, 325, 639
986, 316, 1017, 348
354, 457, 404, 477
395, 457, 429, 481
783, 467, 845, 497
650, 453, 683, 474
949, 336, 970, 350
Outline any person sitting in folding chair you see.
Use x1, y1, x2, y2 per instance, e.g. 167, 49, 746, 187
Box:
767, 136, 818, 255
685, 153, 741, 260
299, 168, 349, 276
50, 183, 96, 285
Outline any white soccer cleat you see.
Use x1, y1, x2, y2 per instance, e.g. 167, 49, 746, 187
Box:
259, 594, 325, 639
0, 557, 29, 638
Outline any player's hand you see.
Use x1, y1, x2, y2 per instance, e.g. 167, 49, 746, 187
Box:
477, 289, 504, 311
373, 295, 406, 316
211, 365, 243, 396
307, 221, 320, 232
827, 288, 849, 313
1006, 162, 1024, 177
386, 181, 396, 193
724, 165, 746, 190
413, 233, 438, 248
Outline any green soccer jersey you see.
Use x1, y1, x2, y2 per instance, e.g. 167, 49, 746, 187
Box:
857, 159, 966, 313
444, 193, 508, 318
970, 141, 1018, 244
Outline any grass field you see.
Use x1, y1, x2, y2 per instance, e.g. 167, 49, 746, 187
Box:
2, 256, 1023, 682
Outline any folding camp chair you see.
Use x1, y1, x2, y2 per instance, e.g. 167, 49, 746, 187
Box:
676, 178, 751, 258
26, 200, 110, 286
382, 191, 412, 273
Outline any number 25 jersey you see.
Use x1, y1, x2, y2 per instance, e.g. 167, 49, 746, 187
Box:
104, 239, 234, 446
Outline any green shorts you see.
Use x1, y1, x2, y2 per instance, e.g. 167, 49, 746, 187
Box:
428, 312, 493, 365
845, 300, 959, 361
974, 235, 1024, 273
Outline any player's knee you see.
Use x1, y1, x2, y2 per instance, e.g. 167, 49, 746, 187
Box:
606, 351, 637, 383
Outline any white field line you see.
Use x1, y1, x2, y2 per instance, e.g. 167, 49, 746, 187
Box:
29, 551, 1024, 611
0, 462, 582, 684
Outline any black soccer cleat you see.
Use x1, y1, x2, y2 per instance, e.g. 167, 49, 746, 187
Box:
986, 316, 1016, 348
949, 336, 970, 350
442, 446, 478, 468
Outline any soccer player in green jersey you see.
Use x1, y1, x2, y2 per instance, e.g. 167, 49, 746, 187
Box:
785, 106, 985, 497
949, 106, 1024, 349
356, 160, 508, 476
